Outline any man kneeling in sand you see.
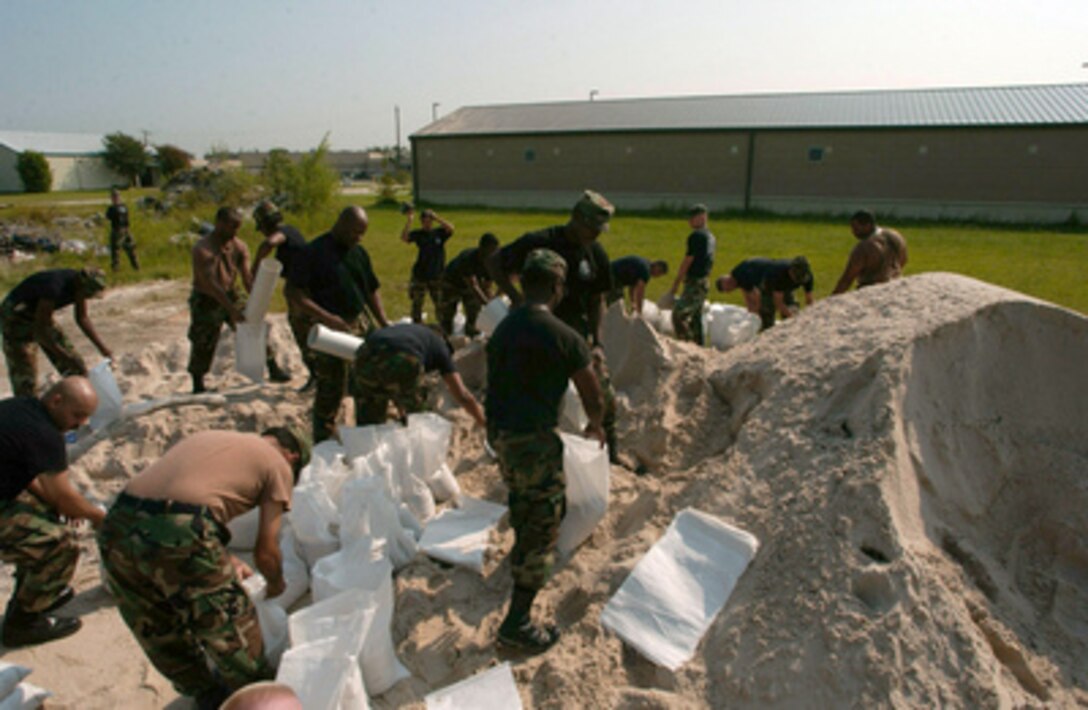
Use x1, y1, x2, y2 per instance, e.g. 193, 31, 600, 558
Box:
0, 376, 106, 647
97, 426, 310, 710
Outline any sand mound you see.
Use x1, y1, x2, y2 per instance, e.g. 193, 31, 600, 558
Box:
1, 274, 1085, 708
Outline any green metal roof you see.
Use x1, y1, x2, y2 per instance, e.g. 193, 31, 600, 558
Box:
414, 83, 1088, 138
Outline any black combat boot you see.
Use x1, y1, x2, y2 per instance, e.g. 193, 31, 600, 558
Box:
497, 585, 560, 654
2, 604, 81, 648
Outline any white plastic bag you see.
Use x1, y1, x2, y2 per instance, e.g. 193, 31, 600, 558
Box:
419, 497, 508, 573
408, 413, 458, 502
276, 639, 369, 710
425, 662, 523, 710
310, 542, 409, 695
235, 322, 268, 384
426, 463, 461, 504
556, 432, 610, 556
476, 296, 509, 336
339, 476, 419, 569
0, 683, 50, 710
88, 359, 123, 431
289, 481, 340, 567
288, 587, 375, 656
706, 304, 760, 350
600, 508, 759, 670
242, 575, 289, 667
0, 662, 30, 699
558, 382, 588, 434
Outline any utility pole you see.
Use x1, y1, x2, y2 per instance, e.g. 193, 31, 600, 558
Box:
589, 89, 599, 101
394, 105, 402, 168
432, 102, 440, 121
140, 129, 151, 146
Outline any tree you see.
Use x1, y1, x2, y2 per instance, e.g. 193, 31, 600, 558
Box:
155, 144, 192, 178
16, 151, 52, 193
291, 136, 339, 215
102, 132, 149, 187
260, 148, 294, 197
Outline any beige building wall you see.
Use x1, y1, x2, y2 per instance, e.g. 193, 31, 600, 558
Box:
415, 126, 1088, 222
48, 155, 124, 191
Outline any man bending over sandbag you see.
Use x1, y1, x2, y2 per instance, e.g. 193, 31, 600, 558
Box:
353, 322, 485, 428
0, 376, 106, 647
97, 426, 310, 710
486, 249, 605, 653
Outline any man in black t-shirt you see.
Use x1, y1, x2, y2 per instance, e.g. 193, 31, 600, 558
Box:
666, 204, 717, 344
608, 256, 668, 315
352, 323, 484, 427
488, 190, 627, 464
0, 376, 106, 647
401, 207, 454, 324
717, 256, 814, 330
286, 206, 391, 442
105, 188, 139, 271
438, 233, 499, 337
1, 267, 112, 396
252, 201, 309, 387
487, 248, 604, 654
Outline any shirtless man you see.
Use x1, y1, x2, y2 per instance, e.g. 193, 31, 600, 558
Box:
832, 210, 908, 294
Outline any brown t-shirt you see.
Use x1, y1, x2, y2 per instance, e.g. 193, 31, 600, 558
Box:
192, 235, 247, 298
124, 430, 293, 525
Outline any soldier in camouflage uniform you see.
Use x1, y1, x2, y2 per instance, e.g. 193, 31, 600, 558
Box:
285, 206, 391, 442
1, 267, 112, 396
352, 323, 485, 427
106, 188, 140, 271
486, 249, 605, 654
488, 191, 629, 465
401, 207, 454, 324
0, 377, 105, 648
97, 427, 308, 710
437, 232, 499, 338
666, 204, 717, 344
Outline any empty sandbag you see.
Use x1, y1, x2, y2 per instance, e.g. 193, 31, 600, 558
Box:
419, 497, 508, 572
424, 662, 522, 710
276, 638, 369, 710
556, 432, 610, 556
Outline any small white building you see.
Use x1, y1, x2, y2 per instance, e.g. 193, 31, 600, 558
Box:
0, 130, 126, 193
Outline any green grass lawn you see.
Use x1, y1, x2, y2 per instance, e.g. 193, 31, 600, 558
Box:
2, 190, 1086, 318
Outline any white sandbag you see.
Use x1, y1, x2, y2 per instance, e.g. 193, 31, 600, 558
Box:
639, 300, 661, 330
308, 324, 365, 361
556, 432, 610, 556
339, 477, 419, 569
310, 542, 409, 695
656, 309, 676, 336
87, 359, 123, 431
289, 482, 340, 567
419, 497, 508, 573
288, 587, 375, 656
235, 322, 268, 384
242, 575, 289, 667
425, 463, 461, 504
424, 662, 522, 710
276, 639, 369, 710
309, 454, 353, 503
231, 527, 309, 613
408, 412, 453, 485
340, 423, 399, 461
600, 508, 759, 670
707, 304, 760, 350
0, 682, 50, 710
244, 257, 281, 323
558, 382, 588, 434
310, 438, 347, 468
476, 296, 509, 336
381, 425, 435, 524
0, 662, 30, 699
227, 507, 261, 551
452, 309, 466, 336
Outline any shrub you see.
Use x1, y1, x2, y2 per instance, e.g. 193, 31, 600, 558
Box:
155, 144, 192, 179
16, 151, 52, 193
102, 132, 149, 187
257, 137, 338, 216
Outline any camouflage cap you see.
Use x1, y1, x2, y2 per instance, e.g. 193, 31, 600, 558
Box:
571, 190, 614, 231
522, 248, 567, 280
78, 267, 107, 295
788, 256, 812, 282
252, 200, 283, 228
286, 424, 312, 475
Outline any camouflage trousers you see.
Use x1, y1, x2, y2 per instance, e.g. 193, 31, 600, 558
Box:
1, 305, 87, 397
187, 290, 276, 379
109, 228, 139, 271
437, 282, 484, 337
352, 345, 427, 425
409, 278, 443, 324
96, 496, 271, 698
312, 315, 372, 443
672, 277, 708, 345
0, 491, 79, 614
592, 348, 618, 458
493, 429, 566, 591
758, 287, 798, 331
287, 305, 316, 377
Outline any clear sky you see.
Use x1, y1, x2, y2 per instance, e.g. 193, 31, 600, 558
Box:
2, 0, 1085, 156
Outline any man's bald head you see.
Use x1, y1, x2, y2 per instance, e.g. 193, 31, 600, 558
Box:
42, 376, 98, 432
332, 206, 368, 247
221, 681, 303, 710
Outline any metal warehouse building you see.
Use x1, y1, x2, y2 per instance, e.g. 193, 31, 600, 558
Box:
410, 83, 1088, 223
0, 131, 126, 193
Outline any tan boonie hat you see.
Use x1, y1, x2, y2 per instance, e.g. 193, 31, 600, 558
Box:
78, 267, 107, 295
572, 190, 614, 231
522, 248, 567, 280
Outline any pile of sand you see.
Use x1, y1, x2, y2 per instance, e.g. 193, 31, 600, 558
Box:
2, 273, 1085, 708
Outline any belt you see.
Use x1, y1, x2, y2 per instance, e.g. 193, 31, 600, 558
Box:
115, 491, 210, 517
